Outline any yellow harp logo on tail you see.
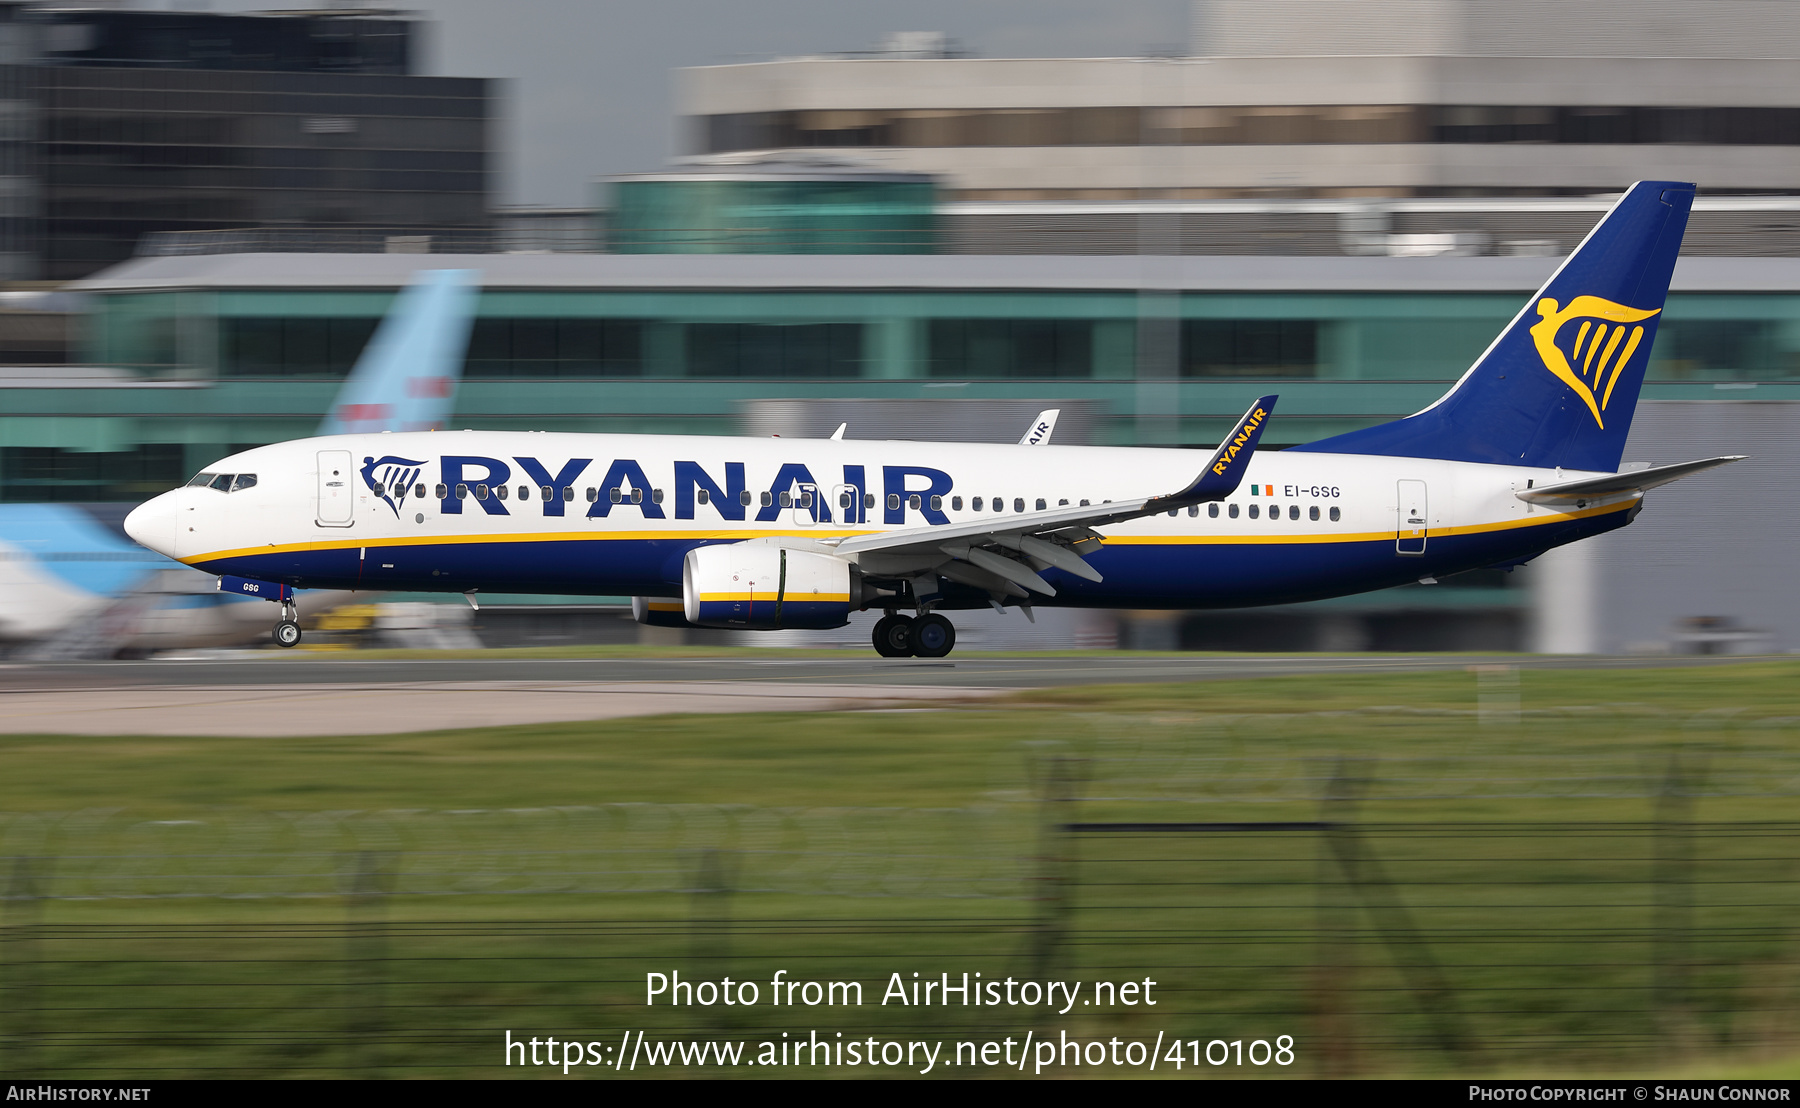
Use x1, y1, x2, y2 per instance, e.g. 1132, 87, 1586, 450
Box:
1528, 296, 1661, 429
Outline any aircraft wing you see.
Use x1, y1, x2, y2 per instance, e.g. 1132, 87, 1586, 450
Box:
825, 396, 1276, 597
1515, 455, 1745, 504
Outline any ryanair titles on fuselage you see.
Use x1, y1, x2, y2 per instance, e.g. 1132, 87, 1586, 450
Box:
363, 451, 956, 526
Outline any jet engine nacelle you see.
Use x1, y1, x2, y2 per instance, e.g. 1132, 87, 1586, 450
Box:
683, 543, 854, 629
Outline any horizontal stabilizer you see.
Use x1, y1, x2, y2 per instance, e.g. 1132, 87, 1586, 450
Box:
1516, 455, 1745, 504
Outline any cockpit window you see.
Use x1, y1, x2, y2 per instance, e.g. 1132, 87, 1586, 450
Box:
187, 472, 218, 488
231, 474, 257, 492
209, 474, 234, 492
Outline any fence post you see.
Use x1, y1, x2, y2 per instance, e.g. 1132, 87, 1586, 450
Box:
691, 846, 734, 1029
345, 850, 395, 1077
2, 856, 43, 1075
1028, 752, 1084, 979
1314, 760, 1365, 1076
1654, 750, 1698, 1033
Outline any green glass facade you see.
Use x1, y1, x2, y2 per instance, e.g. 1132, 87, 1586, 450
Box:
607, 177, 936, 254
20, 268, 1800, 504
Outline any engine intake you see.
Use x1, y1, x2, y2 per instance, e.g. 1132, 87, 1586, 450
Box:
683, 544, 853, 629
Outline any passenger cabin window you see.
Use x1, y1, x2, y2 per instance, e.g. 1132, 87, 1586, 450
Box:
1059, 499, 1069, 506
1208, 503, 1219, 518
415, 484, 425, 499
611, 488, 623, 504
698, 488, 711, 505
1289, 505, 1300, 520
1329, 506, 1341, 522
863, 493, 875, 509
908, 494, 921, 510
972, 497, 983, 510
930, 495, 942, 511
585, 487, 597, 502
475, 484, 490, 500
187, 472, 217, 488
1309, 506, 1319, 521
1036, 498, 1046, 511
1248, 504, 1259, 519
435, 483, 448, 499
780, 491, 793, 508
1186, 505, 1197, 517
993, 497, 1004, 512
496, 485, 509, 501
541, 485, 554, 501
455, 483, 468, 499
887, 494, 901, 510
629, 488, 641, 503
1014, 498, 1025, 512
1079, 499, 1090, 507
231, 474, 257, 492
518, 486, 529, 501
951, 496, 963, 510
741, 491, 754, 506
762, 492, 774, 507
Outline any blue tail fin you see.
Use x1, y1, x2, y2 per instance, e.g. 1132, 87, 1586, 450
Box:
317, 268, 480, 436
1292, 181, 1694, 472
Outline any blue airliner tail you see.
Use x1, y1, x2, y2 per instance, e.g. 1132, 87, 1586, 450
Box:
1292, 181, 1695, 472
317, 268, 480, 436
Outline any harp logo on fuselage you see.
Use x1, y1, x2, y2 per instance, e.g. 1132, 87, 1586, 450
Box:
1528, 295, 1661, 430
361, 454, 425, 518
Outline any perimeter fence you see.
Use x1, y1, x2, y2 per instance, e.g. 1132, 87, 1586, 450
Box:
1, 704, 1798, 1077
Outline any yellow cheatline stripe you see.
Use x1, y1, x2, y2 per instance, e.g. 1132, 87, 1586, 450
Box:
181, 527, 882, 565
181, 501, 1631, 564
698, 592, 851, 604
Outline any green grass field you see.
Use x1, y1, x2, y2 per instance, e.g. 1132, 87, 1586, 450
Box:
3, 659, 1800, 1078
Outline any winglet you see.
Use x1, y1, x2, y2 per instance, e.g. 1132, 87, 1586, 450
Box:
1019, 409, 1060, 445
1155, 394, 1277, 507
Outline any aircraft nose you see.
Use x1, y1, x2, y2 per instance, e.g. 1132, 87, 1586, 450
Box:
124, 492, 179, 558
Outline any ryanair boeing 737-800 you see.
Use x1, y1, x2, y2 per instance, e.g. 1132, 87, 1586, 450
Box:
122, 181, 1740, 657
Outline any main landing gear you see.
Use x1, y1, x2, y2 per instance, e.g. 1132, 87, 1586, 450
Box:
872, 612, 956, 658
273, 599, 302, 648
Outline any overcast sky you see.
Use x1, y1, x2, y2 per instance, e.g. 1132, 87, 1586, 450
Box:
219, 1, 1193, 207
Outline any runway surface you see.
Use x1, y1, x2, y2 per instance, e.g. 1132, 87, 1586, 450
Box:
0, 652, 1778, 736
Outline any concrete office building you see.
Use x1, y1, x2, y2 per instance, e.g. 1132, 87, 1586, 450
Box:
0, 4, 491, 281
675, 2, 1800, 254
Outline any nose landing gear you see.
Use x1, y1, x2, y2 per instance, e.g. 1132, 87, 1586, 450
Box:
870, 612, 956, 658
273, 599, 302, 648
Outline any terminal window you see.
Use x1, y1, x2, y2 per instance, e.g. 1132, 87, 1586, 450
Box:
928, 319, 1092, 378
1181, 320, 1318, 378
685, 322, 861, 378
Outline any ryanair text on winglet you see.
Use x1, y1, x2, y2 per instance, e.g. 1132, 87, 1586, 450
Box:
1211, 407, 1267, 477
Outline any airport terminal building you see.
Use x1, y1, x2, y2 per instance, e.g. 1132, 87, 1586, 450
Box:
20, 244, 1797, 654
